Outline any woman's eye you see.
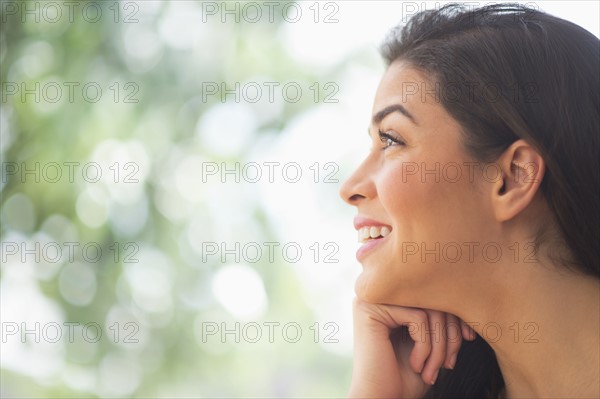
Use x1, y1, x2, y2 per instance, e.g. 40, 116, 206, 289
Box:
378, 130, 405, 149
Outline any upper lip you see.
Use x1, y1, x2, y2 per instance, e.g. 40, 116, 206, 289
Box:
353, 215, 393, 231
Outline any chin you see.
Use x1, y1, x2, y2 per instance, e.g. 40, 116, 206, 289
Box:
354, 260, 433, 306
354, 268, 400, 304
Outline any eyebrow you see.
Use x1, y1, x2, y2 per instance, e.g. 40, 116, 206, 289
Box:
371, 104, 418, 127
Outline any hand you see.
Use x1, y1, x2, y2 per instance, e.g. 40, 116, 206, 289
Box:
347, 298, 476, 399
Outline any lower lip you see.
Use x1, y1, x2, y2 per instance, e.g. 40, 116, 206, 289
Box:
356, 237, 387, 261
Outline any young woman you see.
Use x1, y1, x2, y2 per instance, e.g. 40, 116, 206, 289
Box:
339, 3, 599, 398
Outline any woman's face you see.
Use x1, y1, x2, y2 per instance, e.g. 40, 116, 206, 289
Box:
340, 61, 498, 306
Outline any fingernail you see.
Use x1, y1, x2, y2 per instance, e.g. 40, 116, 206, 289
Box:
449, 353, 457, 369
431, 369, 439, 385
462, 324, 470, 338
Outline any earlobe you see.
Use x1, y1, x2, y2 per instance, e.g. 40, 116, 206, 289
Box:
492, 140, 545, 222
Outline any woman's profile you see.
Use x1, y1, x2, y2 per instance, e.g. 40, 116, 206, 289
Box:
339, 3, 599, 398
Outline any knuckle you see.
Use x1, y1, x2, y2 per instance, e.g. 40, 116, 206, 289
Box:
412, 309, 428, 324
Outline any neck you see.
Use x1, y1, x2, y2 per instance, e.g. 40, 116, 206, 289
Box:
461, 261, 600, 398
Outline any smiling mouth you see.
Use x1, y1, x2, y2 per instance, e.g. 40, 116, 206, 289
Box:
358, 225, 392, 243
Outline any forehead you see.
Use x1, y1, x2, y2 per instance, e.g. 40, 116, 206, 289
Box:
372, 60, 449, 126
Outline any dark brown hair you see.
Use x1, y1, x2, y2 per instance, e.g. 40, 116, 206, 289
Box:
380, 3, 599, 398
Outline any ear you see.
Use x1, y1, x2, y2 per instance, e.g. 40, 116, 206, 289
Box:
492, 139, 545, 222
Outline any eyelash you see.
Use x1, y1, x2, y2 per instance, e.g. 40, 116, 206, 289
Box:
378, 129, 406, 149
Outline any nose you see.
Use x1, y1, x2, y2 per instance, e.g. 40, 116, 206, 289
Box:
339, 156, 376, 206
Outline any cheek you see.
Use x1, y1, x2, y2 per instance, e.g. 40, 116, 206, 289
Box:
354, 165, 438, 303
358, 163, 478, 302
377, 162, 437, 235
378, 160, 482, 242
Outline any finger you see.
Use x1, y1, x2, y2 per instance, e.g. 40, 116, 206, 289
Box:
358, 302, 432, 375
444, 313, 462, 369
461, 319, 477, 341
384, 307, 432, 375
420, 310, 447, 385
350, 299, 422, 397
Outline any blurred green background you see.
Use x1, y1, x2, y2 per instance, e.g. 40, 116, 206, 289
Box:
1, 1, 597, 398
0, 1, 384, 397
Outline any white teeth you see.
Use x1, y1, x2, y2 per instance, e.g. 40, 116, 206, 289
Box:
369, 226, 379, 239
358, 225, 392, 243
359, 227, 370, 241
